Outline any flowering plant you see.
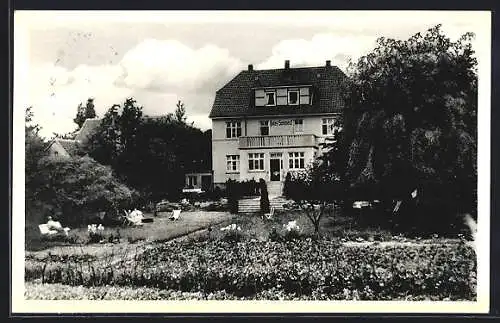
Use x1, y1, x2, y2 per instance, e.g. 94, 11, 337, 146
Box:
87, 224, 105, 243
220, 224, 242, 232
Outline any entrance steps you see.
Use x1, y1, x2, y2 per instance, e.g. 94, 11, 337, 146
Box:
266, 181, 283, 198
238, 196, 290, 213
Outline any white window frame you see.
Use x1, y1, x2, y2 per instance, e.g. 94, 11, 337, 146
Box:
226, 121, 242, 138
248, 153, 265, 171
260, 120, 270, 136
288, 89, 299, 105
322, 118, 337, 135
188, 175, 198, 187
226, 155, 240, 172
288, 152, 305, 169
294, 119, 304, 133
265, 91, 276, 106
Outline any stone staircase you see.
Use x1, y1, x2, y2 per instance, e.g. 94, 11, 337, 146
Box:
238, 196, 289, 213
266, 181, 283, 198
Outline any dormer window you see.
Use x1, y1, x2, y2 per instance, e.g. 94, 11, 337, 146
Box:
265, 91, 276, 106
288, 89, 299, 105
255, 86, 311, 107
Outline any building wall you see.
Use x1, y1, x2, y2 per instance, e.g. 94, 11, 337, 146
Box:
245, 115, 335, 137
239, 147, 317, 183
211, 116, 336, 186
212, 119, 241, 184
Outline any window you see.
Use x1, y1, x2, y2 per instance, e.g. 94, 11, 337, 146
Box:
188, 175, 198, 187
288, 90, 299, 105
226, 121, 242, 138
289, 152, 305, 169
294, 119, 304, 133
265, 91, 276, 106
322, 118, 337, 135
260, 120, 269, 136
248, 153, 265, 171
226, 155, 240, 172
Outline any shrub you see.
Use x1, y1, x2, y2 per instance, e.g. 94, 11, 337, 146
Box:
259, 179, 270, 214
226, 179, 262, 213
28, 156, 137, 226
219, 224, 244, 243
268, 227, 281, 242
87, 224, 106, 244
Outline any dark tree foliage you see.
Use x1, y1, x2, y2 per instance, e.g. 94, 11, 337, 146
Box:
174, 100, 187, 123
25, 107, 47, 192
342, 25, 477, 230
86, 98, 212, 202
225, 179, 260, 214
30, 156, 137, 226
259, 179, 270, 214
74, 98, 97, 129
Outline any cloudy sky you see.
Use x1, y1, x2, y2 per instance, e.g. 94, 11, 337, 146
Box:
15, 11, 489, 138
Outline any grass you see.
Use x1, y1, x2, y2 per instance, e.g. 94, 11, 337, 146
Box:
208, 208, 395, 242
25, 211, 233, 257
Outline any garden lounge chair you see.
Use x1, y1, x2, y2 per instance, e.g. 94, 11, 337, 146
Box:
170, 209, 181, 221
263, 207, 274, 220
122, 210, 144, 226
39, 224, 58, 236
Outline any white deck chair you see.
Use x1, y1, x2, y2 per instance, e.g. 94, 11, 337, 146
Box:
393, 200, 402, 214
170, 209, 181, 221
39, 224, 58, 236
264, 207, 275, 220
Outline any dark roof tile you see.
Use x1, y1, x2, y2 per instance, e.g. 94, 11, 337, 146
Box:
209, 65, 347, 118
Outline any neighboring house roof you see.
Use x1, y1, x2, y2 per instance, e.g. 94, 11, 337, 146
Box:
44, 138, 80, 157
209, 63, 348, 119
57, 139, 80, 156
44, 118, 102, 157
75, 118, 101, 143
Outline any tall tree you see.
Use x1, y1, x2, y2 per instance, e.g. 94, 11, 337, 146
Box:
25, 107, 47, 191
174, 100, 187, 123
86, 97, 211, 202
343, 25, 477, 229
74, 97, 97, 129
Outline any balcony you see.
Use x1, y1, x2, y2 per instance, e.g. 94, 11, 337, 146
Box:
239, 134, 318, 149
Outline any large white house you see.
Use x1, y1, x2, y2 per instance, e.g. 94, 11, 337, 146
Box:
209, 60, 347, 196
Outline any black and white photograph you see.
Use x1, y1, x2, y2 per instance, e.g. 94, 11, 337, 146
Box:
12, 10, 491, 313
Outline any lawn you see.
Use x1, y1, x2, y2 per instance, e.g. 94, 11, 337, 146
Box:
26, 211, 233, 257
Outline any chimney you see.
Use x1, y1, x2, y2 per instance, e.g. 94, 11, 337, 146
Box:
248, 64, 253, 71
326, 60, 331, 67
285, 60, 290, 69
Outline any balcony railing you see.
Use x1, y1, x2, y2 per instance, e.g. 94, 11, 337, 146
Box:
239, 134, 317, 149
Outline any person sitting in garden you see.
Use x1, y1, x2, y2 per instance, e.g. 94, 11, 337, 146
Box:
41, 216, 70, 236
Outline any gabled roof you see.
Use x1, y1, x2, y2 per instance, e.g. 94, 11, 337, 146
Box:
57, 139, 80, 156
209, 64, 348, 119
44, 138, 80, 157
75, 118, 101, 142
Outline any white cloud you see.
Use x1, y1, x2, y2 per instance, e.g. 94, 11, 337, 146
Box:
26, 40, 242, 138
117, 39, 243, 93
27, 63, 132, 138
256, 33, 377, 72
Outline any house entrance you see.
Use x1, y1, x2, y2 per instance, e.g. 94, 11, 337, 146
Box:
269, 153, 282, 182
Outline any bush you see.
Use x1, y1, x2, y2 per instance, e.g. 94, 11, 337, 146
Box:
28, 156, 137, 226
259, 179, 270, 214
226, 179, 261, 214
268, 227, 281, 242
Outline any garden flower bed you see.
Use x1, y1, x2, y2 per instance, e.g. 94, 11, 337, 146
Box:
25, 239, 476, 301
